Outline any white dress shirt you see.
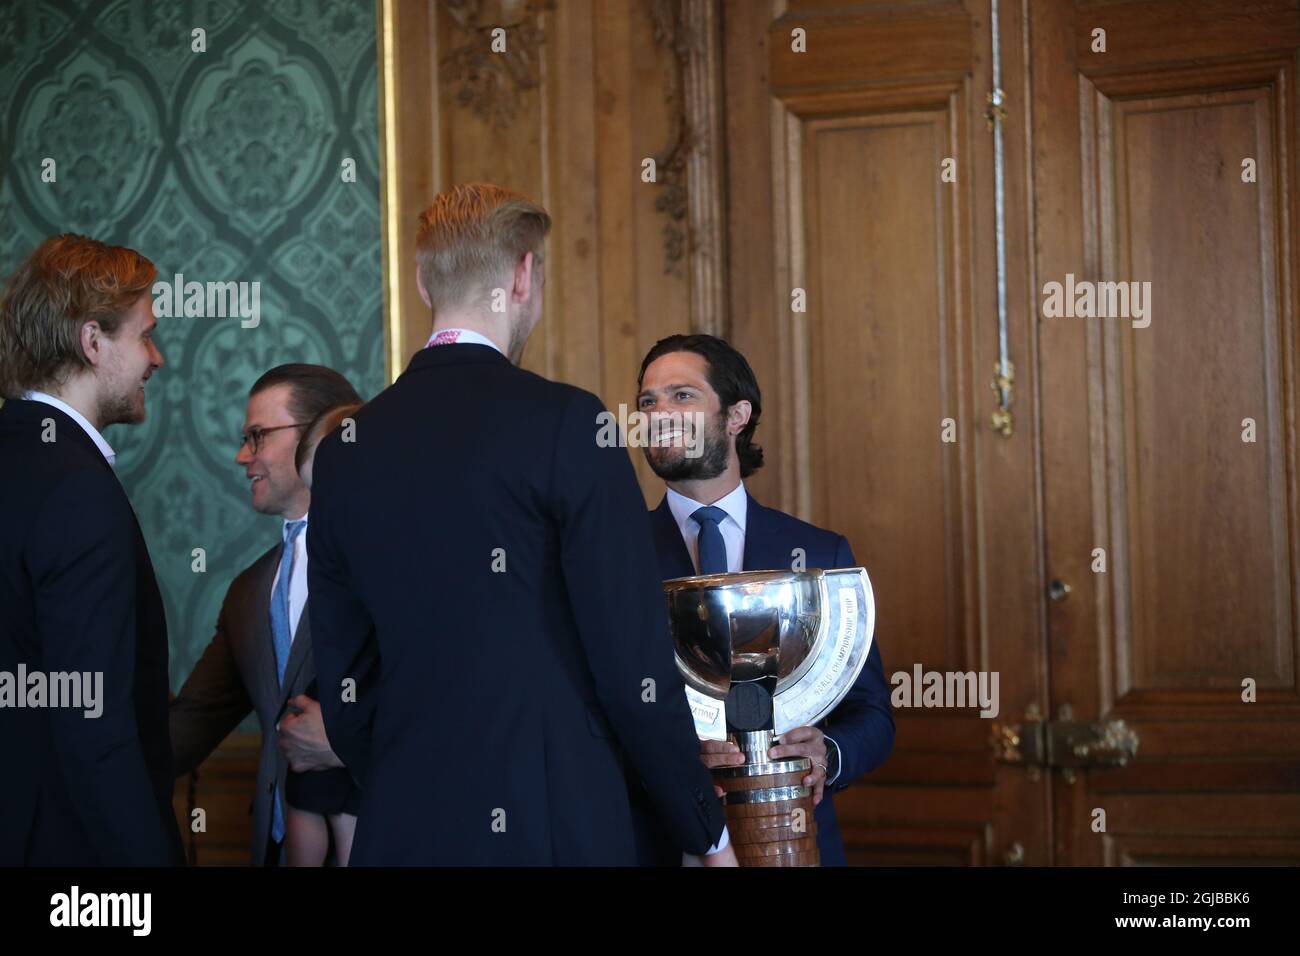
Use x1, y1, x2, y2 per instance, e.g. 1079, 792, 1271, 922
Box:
22, 390, 116, 467
666, 481, 748, 573
271, 513, 309, 642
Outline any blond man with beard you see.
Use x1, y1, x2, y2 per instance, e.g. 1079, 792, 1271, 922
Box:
0, 234, 180, 865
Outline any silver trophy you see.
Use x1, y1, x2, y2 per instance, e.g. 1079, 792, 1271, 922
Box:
663, 568, 876, 866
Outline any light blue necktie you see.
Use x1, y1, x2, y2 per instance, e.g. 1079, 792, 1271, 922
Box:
692, 506, 729, 575
270, 519, 306, 844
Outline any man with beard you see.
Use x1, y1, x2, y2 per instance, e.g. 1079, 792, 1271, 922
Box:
631, 333, 895, 866
0, 234, 181, 865
306, 183, 734, 865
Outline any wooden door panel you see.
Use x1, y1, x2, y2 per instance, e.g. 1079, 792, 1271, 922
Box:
1106, 834, 1300, 867
1076, 0, 1300, 74
726, 0, 1300, 866
805, 108, 971, 670
1038, 0, 1300, 865
845, 832, 993, 866
799, 97, 1000, 859
1084, 76, 1297, 700
739, 0, 1014, 866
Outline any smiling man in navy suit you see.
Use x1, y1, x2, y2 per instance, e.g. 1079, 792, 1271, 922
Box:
631, 333, 895, 866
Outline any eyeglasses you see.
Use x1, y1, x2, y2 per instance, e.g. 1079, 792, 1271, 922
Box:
239, 423, 309, 454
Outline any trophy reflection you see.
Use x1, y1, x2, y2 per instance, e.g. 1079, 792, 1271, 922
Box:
663, 568, 876, 867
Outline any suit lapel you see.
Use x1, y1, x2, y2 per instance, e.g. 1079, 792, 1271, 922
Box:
278, 598, 313, 712
247, 548, 282, 715
741, 493, 785, 572
651, 497, 696, 579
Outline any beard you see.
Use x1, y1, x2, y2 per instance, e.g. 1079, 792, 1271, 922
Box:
644, 408, 731, 482
98, 381, 145, 426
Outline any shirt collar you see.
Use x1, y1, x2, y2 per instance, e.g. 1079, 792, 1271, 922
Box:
666, 480, 748, 534
424, 327, 506, 356
22, 390, 116, 467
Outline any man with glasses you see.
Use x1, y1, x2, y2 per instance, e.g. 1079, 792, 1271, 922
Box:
169, 363, 363, 866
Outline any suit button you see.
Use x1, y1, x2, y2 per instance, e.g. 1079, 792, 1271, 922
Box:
266, 782, 274, 793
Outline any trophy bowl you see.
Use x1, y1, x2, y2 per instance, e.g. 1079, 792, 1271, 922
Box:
663, 567, 876, 866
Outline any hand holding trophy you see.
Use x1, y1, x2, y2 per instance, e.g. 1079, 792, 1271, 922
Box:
663, 568, 876, 867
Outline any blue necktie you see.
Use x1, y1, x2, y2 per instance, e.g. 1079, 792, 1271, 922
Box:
692, 506, 729, 575
270, 519, 306, 844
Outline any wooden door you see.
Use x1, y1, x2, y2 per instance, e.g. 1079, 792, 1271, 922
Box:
723, 0, 1046, 865
724, 0, 1300, 865
1032, 0, 1300, 865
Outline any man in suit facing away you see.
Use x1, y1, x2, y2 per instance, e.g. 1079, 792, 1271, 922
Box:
0, 234, 181, 865
169, 364, 362, 866
307, 183, 735, 865
632, 333, 895, 866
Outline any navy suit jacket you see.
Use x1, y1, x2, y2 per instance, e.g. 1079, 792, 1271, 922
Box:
638, 491, 894, 866
0, 399, 183, 865
306, 344, 726, 864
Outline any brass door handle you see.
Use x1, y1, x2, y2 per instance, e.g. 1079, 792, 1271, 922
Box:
992, 717, 1139, 768
1067, 720, 1140, 767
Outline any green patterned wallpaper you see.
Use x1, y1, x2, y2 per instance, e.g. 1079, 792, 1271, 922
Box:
0, 0, 386, 691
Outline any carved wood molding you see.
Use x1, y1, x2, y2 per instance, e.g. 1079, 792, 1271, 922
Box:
439, 0, 555, 130
648, 0, 728, 336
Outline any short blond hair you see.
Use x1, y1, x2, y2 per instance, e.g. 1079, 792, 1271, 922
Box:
0, 234, 157, 399
415, 183, 551, 313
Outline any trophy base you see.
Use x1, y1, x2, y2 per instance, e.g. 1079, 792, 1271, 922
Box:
714, 731, 821, 867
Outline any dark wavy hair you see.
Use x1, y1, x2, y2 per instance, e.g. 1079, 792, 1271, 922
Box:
637, 334, 764, 477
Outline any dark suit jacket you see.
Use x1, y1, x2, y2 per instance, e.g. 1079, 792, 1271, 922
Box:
0, 398, 183, 866
169, 544, 319, 866
306, 343, 726, 865
637, 491, 895, 866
